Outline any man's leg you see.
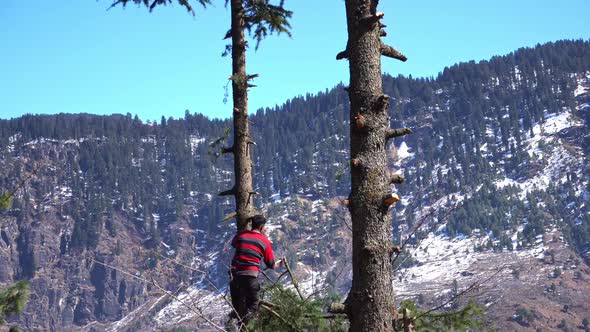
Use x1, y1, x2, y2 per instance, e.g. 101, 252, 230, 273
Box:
229, 276, 243, 319
242, 276, 261, 323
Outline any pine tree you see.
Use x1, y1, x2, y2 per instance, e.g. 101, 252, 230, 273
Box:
108, 0, 291, 230
336, 1, 409, 330
0, 196, 29, 330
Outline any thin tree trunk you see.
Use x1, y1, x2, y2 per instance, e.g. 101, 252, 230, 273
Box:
227, 0, 256, 231
340, 0, 408, 331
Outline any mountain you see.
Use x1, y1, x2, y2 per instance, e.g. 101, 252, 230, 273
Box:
0, 39, 589, 331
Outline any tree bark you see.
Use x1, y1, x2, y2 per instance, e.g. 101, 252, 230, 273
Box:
230, 0, 256, 231
341, 0, 406, 331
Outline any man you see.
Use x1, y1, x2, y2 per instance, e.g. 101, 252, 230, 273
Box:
230, 214, 276, 324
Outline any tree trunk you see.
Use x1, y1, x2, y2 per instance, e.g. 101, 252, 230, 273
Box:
229, 0, 256, 231
341, 0, 407, 331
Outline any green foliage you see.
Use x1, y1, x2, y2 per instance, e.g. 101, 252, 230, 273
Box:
247, 283, 346, 332
242, 0, 292, 49
109, 0, 292, 51
0, 193, 11, 210
513, 306, 536, 326
0, 280, 29, 325
108, 0, 211, 14
398, 299, 485, 332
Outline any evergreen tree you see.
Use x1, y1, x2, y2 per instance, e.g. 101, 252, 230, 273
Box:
107, 0, 292, 230
336, 0, 409, 330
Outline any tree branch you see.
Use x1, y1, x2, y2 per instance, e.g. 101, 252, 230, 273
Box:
416, 267, 507, 320
383, 193, 401, 209
389, 173, 404, 184
385, 127, 412, 141
90, 258, 227, 332
328, 303, 348, 314
283, 259, 304, 301
218, 187, 236, 196
374, 94, 390, 113
360, 11, 384, 26
381, 44, 407, 62
336, 50, 348, 60
223, 211, 238, 221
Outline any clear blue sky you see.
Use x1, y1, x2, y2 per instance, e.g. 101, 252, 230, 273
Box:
1, 0, 588, 121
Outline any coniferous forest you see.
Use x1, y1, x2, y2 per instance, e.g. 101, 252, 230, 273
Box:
0, 39, 589, 330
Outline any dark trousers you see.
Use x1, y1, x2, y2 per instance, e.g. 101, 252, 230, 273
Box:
230, 274, 260, 324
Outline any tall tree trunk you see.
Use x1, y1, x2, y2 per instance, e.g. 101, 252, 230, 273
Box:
222, 0, 256, 231
340, 0, 408, 331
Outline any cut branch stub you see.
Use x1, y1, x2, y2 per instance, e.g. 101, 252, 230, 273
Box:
389, 173, 404, 184
360, 11, 384, 27
218, 187, 236, 197
385, 127, 412, 141
382, 193, 401, 209
351, 158, 363, 168
329, 303, 348, 315
353, 113, 365, 129
246, 74, 259, 81
336, 49, 349, 60
221, 146, 234, 154
342, 199, 350, 207
223, 211, 238, 222
373, 94, 390, 113
381, 44, 407, 62
380, 29, 387, 37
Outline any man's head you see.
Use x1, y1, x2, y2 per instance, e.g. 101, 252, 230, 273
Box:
250, 215, 266, 230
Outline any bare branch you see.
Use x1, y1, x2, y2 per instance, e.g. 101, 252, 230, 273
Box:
223, 211, 238, 221
90, 258, 227, 332
416, 267, 507, 320
360, 11, 384, 26
336, 50, 349, 60
328, 303, 348, 314
283, 259, 304, 300
246, 74, 259, 81
221, 146, 234, 154
150, 250, 244, 327
381, 44, 407, 62
385, 127, 412, 141
218, 187, 236, 196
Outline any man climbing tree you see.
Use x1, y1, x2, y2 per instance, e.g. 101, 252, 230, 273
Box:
335, 0, 410, 331
230, 214, 276, 325
106, 0, 292, 231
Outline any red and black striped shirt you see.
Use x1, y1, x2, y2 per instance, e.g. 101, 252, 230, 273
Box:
231, 230, 275, 276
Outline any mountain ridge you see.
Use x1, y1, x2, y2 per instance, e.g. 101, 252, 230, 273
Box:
0, 39, 589, 331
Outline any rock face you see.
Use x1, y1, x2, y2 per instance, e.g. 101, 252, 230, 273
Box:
0, 140, 205, 331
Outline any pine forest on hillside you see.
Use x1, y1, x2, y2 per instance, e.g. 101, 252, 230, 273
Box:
0, 39, 589, 330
